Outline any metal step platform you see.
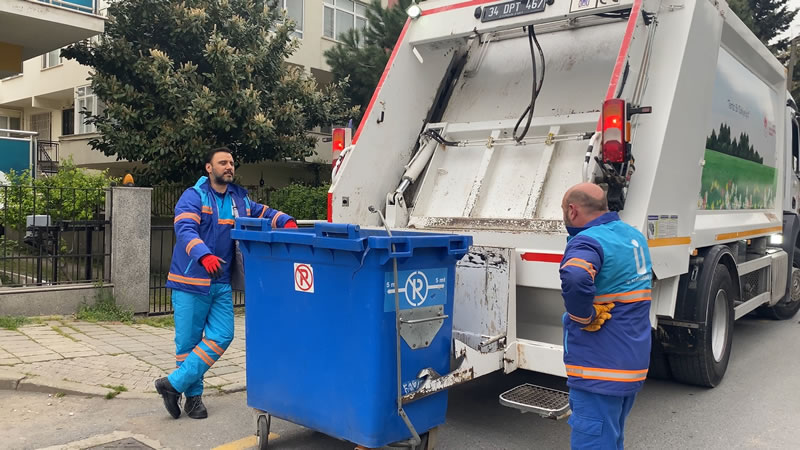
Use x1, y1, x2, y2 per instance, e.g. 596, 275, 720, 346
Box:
498, 384, 571, 420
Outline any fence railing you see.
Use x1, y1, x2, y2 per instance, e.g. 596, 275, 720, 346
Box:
0, 185, 110, 288
37, 141, 59, 175
151, 184, 274, 217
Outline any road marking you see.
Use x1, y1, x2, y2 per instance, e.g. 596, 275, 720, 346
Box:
212, 433, 279, 450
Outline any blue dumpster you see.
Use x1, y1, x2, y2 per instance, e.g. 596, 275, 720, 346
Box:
231, 220, 471, 448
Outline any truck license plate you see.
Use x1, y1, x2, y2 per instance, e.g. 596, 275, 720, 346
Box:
481, 0, 547, 23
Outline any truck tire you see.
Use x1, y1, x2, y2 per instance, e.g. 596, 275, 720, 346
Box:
757, 251, 800, 320
669, 263, 735, 387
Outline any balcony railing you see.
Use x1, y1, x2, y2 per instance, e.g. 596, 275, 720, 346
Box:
37, 141, 59, 175
34, 0, 97, 15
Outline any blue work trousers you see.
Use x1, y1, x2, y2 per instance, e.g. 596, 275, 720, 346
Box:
568, 388, 636, 450
167, 284, 234, 396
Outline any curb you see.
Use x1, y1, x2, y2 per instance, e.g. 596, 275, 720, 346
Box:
220, 382, 247, 394
1, 367, 248, 399
18, 375, 111, 397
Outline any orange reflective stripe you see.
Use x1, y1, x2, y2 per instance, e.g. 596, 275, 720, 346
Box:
176, 353, 189, 361
561, 257, 596, 280
203, 338, 225, 357
565, 364, 648, 382
217, 219, 235, 225
193, 348, 215, 366
201, 206, 213, 214
185, 238, 203, 255
167, 273, 211, 287
258, 207, 268, 219
595, 289, 651, 299
272, 212, 286, 228
568, 313, 592, 325
174, 212, 200, 224
594, 289, 653, 304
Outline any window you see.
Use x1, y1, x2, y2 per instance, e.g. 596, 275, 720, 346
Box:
0, 113, 21, 137
283, 0, 304, 39
323, 0, 368, 41
75, 85, 100, 134
62, 108, 75, 136
42, 49, 63, 69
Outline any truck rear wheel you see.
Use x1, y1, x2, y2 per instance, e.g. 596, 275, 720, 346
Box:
669, 263, 735, 387
757, 251, 800, 320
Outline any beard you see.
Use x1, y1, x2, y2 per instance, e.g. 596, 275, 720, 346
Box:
213, 171, 233, 185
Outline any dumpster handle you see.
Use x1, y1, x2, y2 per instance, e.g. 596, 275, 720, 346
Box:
400, 314, 449, 325
369, 206, 422, 447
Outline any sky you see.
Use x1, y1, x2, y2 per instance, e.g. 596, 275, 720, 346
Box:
779, 0, 800, 41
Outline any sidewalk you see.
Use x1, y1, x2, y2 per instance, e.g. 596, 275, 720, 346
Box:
0, 315, 247, 398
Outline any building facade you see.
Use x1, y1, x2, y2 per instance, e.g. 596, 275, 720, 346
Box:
0, 0, 382, 186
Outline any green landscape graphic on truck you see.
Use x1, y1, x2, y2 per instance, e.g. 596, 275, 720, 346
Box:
700, 123, 776, 210
699, 48, 779, 211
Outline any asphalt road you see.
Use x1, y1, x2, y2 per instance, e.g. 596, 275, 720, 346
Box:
1, 315, 798, 449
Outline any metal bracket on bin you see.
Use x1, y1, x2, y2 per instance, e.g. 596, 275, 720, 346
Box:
369, 206, 422, 448
399, 306, 448, 349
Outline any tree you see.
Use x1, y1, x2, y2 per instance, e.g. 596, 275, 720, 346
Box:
324, 0, 420, 123
728, 0, 796, 51
61, 0, 358, 184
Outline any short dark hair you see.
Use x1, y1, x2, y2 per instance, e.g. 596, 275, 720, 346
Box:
206, 147, 233, 165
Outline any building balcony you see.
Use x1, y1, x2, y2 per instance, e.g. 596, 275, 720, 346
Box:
0, 0, 105, 78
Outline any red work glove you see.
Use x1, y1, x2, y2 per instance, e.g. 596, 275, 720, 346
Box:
283, 220, 298, 229
199, 254, 224, 279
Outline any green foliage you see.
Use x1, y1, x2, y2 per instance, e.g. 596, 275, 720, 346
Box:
707, 123, 763, 164
324, 0, 421, 124
103, 384, 128, 399
0, 316, 29, 330
77, 289, 134, 323
134, 315, 175, 328
61, 0, 358, 184
0, 158, 114, 230
269, 183, 329, 221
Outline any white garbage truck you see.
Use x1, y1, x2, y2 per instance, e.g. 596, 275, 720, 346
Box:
328, 0, 800, 416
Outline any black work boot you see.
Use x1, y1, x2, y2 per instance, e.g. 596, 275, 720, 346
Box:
154, 377, 182, 419
184, 395, 208, 419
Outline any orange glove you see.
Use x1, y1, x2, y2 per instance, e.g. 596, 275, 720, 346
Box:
582, 303, 615, 332
284, 220, 297, 229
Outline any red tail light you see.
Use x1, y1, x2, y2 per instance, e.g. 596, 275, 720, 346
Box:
602, 99, 627, 164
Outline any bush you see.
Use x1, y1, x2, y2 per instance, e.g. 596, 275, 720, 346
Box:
269, 183, 329, 221
1, 158, 116, 230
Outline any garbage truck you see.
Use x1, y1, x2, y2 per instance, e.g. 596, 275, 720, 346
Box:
327, 0, 800, 417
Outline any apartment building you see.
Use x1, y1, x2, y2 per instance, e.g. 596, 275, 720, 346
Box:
0, 0, 105, 178
0, 0, 384, 186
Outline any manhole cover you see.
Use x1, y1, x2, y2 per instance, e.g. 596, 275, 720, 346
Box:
86, 438, 155, 449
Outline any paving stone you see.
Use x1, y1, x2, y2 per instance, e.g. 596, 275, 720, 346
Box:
19, 353, 63, 363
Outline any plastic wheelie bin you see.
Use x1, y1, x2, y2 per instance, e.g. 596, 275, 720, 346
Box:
231, 219, 472, 449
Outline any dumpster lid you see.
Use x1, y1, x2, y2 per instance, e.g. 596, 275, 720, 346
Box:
232, 219, 471, 258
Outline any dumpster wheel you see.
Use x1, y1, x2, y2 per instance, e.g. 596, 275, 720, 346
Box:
256, 413, 271, 449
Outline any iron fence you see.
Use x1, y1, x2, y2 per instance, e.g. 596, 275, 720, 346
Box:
0, 185, 110, 288
148, 184, 273, 314
149, 224, 245, 315
151, 184, 274, 217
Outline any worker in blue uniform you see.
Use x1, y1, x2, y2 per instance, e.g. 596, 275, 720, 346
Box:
559, 183, 652, 449
155, 147, 296, 419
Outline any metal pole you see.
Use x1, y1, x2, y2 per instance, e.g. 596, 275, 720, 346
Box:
788, 36, 798, 92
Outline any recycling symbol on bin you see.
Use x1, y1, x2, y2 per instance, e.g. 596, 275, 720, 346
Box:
401, 271, 445, 307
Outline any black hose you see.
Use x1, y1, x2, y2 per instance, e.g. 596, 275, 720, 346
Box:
423, 129, 459, 147
513, 25, 545, 143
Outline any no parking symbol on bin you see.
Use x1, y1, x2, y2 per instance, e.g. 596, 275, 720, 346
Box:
384, 268, 447, 311
294, 263, 314, 293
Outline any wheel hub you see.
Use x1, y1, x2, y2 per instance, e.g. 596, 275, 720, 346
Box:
712, 288, 729, 362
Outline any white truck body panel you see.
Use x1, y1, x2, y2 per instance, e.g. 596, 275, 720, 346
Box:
330, 0, 793, 377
